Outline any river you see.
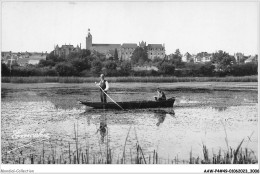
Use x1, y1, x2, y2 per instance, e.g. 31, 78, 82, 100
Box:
1, 82, 258, 164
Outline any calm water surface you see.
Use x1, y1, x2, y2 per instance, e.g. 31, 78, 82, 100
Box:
1, 84, 258, 163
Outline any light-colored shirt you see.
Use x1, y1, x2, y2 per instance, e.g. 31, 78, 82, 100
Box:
99, 80, 109, 91
157, 91, 166, 100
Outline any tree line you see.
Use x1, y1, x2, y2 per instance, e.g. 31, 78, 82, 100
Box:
1, 48, 258, 77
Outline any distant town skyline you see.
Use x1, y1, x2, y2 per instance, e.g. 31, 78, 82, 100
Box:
1, 1, 259, 55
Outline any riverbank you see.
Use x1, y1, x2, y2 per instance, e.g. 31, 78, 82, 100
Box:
1, 81, 258, 92
1, 75, 258, 83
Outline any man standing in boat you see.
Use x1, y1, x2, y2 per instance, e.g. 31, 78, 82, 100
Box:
96, 74, 109, 103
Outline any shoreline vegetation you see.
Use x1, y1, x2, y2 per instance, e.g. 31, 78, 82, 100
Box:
2, 142, 257, 164
2, 126, 257, 164
1, 75, 258, 84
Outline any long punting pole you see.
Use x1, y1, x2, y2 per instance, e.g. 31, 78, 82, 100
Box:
95, 83, 124, 110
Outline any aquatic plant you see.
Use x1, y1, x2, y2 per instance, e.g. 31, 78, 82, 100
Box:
1, 130, 257, 164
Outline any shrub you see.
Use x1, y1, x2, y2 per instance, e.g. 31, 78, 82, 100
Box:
43, 68, 58, 76
119, 61, 132, 76
230, 63, 257, 76
70, 58, 90, 73
91, 60, 102, 76
199, 62, 215, 76
1, 63, 10, 76
38, 59, 56, 67
55, 62, 78, 76
158, 63, 175, 75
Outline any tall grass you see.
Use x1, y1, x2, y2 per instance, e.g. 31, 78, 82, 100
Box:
188, 139, 257, 164
2, 138, 257, 164
1, 123, 257, 164
1, 75, 258, 83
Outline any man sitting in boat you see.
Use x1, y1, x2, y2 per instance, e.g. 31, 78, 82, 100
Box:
96, 74, 109, 103
154, 88, 166, 101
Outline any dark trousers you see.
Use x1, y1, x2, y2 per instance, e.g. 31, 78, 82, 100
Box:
100, 90, 107, 103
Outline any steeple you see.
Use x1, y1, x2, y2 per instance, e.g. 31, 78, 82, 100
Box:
88, 28, 92, 37
86, 28, 92, 50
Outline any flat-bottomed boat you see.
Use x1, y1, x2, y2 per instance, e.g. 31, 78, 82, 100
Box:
80, 97, 175, 110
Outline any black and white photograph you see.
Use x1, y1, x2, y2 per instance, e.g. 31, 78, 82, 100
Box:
1, 1, 259, 173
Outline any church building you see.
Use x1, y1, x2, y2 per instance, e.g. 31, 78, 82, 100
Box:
86, 29, 165, 61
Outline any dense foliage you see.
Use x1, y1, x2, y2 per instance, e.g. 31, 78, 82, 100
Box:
130, 46, 148, 64
1, 48, 257, 77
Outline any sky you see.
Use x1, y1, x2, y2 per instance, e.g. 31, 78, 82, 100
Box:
1, 1, 259, 55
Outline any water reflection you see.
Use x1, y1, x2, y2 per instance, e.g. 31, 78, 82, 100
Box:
79, 111, 92, 125
154, 110, 166, 126
96, 114, 107, 143
153, 110, 175, 126
212, 106, 228, 112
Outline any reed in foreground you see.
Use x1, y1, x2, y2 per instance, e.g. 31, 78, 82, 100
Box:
1, 134, 257, 164
2, 142, 257, 164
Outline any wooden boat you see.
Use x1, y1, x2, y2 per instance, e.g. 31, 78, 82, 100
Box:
80, 97, 175, 110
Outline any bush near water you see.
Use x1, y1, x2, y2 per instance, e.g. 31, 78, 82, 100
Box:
1, 49, 258, 81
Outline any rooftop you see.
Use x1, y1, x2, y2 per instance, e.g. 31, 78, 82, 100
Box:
29, 54, 46, 60
147, 44, 164, 48
17, 58, 29, 64
92, 44, 121, 47
245, 56, 257, 62
121, 43, 138, 48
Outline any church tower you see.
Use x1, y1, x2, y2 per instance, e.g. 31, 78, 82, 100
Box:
86, 29, 92, 50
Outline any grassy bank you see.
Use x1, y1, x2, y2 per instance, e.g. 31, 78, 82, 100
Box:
1, 75, 258, 83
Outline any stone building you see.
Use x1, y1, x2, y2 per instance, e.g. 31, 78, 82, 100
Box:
138, 41, 165, 60
234, 53, 244, 63
194, 52, 212, 63
85, 29, 165, 61
147, 44, 165, 60
86, 29, 121, 59
54, 44, 81, 57
121, 43, 138, 60
182, 52, 192, 62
